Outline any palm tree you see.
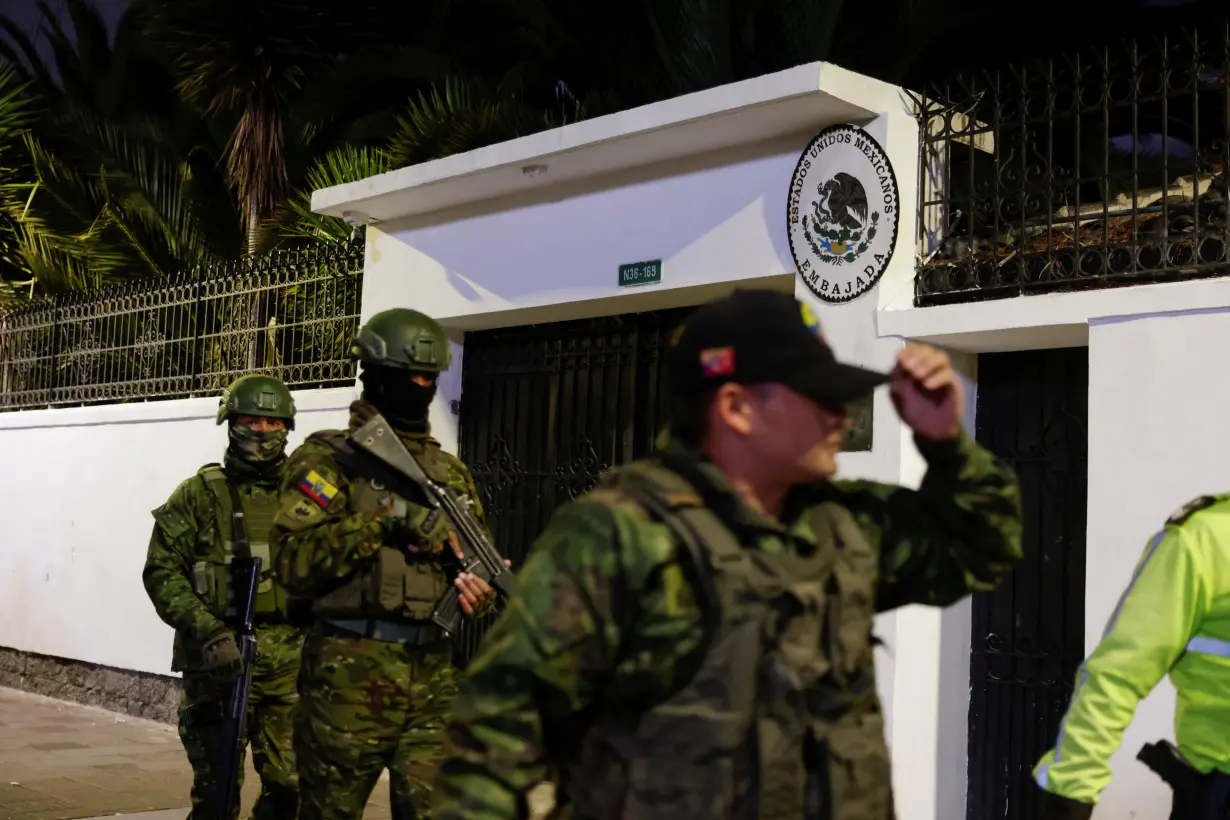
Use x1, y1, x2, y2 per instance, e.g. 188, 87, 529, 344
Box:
132, 0, 443, 369
0, 0, 608, 300
267, 69, 587, 248
134, 0, 409, 255
0, 0, 242, 295
0, 65, 34, 304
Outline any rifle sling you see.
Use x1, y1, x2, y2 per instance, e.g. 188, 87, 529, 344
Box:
225, 482, 253, 562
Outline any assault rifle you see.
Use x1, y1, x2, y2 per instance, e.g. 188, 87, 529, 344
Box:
1139, 740, 1230, 819
217, 486, 261, 819
349, 413, 515, 638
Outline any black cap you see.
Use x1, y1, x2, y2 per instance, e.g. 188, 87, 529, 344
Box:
667, 289, 889, 406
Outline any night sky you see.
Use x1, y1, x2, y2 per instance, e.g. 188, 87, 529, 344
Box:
2, 0, 127, 58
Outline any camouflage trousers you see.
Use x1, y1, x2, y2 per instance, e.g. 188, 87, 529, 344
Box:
178, 623, 304, 820
294, 626, 458, 820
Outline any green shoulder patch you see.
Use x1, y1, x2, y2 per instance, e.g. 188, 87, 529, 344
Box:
276, 490, 328, 531
1166, 495, 1218, 526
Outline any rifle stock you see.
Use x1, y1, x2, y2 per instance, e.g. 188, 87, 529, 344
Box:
217, 555, 260, 818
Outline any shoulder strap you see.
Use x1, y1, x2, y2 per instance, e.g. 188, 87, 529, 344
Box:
1166, 494, 1223, 528
553, 463, 734, 759
225, 482, 252, 561
198, 463, 225, 481
198, 465, 252, 561
608, 463, 729, 628
198, 464, 229, 508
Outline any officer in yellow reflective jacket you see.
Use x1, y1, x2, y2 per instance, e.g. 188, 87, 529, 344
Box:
1034, 494, 1230, 820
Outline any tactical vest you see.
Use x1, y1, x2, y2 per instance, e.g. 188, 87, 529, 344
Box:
563, 462, 892, 820
192, 465, 288, 620
309, 435, 450, 622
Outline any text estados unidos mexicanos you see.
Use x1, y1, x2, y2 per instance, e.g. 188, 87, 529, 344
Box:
787, 132, 898, 226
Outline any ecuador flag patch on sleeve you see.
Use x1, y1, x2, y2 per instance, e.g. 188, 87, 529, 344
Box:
298, 469, 338, 508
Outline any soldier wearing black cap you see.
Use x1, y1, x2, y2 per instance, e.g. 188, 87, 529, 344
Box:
433, 288, 1025, 820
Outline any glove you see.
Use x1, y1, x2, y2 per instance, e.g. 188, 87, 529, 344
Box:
200, 627, 243, 681
1039, 792, 1094, 820
407, 507, 451, 555
384, 497, 451, 555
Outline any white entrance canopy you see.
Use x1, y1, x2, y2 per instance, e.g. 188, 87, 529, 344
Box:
312, 63, 897, 226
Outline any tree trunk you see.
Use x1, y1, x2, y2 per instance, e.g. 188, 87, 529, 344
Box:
245, 198, 263, 371
246, 199, 260, 256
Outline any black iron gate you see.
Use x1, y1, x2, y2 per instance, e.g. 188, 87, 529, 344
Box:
458, 307, 691, 565
967, 347, 1089, 820
453, 307, 691, 658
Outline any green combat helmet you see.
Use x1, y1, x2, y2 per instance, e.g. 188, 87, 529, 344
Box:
216, 374, 297, 430
351, 308, 451, 373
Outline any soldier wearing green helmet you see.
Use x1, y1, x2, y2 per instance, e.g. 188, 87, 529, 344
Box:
271, 308, 500, 820
143, 373, 305, 820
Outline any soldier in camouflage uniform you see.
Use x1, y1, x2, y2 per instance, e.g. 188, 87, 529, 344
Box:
433, 289, 1025, 820
143, 374, 304, 820
271, 307, 500, 820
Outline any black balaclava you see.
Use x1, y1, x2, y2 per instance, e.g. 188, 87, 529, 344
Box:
360, 363, 437, 433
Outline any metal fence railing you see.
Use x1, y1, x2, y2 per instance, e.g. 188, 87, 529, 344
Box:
0, 241, 364, 411
913, 21, 1230, 306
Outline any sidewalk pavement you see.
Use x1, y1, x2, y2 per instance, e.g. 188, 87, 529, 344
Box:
0, 687, 555, 820
0, 687, 393, 820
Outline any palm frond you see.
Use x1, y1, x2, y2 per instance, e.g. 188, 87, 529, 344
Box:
266, 144, 390, 249
3, 214, 105, 295
79, 113, 217, 273
0, 121, 229, 292
291, 45, 459, 132
385, 71, 586, 170
36, 1, 87, 99
0, 66, 34, 283
180, 146, 245, 257
0, 275, 28, 308
0, 65, 33, 146
0, 15, 56, 91
62, 0, 114, 87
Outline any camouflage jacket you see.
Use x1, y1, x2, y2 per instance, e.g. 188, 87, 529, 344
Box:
143, 454, 287, 673
270, 400, 489, 610
432, 431, 1023, 819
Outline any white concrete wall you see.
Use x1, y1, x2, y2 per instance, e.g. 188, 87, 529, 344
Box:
0, 386, 357, 677
1084, 306, 1230, 819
